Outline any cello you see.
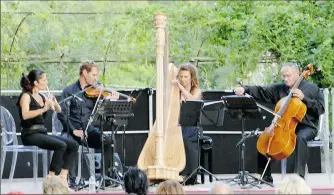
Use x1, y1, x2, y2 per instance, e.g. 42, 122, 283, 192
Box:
256, 64, 314, 177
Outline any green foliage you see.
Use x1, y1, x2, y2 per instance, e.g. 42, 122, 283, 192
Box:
1, 1, 334, 90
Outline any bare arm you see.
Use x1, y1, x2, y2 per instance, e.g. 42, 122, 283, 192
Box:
53, 99, 62, 113
19, 93, 49, 120
179, 85, 202, 101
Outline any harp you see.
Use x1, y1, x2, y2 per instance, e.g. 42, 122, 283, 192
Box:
137, 13, 186, 182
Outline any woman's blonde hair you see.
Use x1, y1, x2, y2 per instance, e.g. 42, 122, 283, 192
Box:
156, 180, 185, 194
43, 175, 69, 194
177, 63, 200, 94
275, 174, 311, 194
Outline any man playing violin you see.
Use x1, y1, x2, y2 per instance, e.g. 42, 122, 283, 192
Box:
234, 62, 324, 183
58, 61, 119, 183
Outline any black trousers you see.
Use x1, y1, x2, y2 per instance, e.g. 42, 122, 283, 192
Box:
181, 139, 199, 182
22, 132, 79, 174
63, 128, 113, 178
258, 126, 317, 177
180, 126, 201, 183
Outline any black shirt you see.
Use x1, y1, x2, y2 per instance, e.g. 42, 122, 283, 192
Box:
58, 80, 96, 135
17, 93, 48, 136
244, 80, 325, 131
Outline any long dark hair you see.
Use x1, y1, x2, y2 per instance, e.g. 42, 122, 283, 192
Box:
20, 69, 45, 93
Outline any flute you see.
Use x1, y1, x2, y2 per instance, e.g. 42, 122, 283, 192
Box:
46, 86, 55, 110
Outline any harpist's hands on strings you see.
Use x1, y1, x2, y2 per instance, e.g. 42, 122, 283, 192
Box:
172, 79, 181, 88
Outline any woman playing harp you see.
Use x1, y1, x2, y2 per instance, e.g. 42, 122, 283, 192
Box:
172, 63, 202, 185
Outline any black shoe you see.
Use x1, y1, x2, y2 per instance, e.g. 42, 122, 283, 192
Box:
184, 177, 200, 186
260, 175, 273, 184
68, 176, 78, 189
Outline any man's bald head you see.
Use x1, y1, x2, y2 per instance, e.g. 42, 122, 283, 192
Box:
210, 183, 234, 194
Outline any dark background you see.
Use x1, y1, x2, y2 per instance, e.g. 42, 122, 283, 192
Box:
0, 89, 321, 178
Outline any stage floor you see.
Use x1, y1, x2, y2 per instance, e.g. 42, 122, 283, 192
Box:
1, 173, 333, 194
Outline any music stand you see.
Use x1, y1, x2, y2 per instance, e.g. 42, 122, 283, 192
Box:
222, 95, 273, 188
96, 100, 134, 191
179, 100, 222, 185
200, 100, 226, 127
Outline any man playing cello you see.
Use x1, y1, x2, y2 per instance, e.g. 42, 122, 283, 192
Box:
234, 62, 324, 183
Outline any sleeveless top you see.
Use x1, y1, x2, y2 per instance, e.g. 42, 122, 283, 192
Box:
17, 92, 48, 137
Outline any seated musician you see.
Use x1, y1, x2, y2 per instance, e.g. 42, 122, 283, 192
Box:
172, 63, 202, 185
57, 61, 119, 183
234, 62, 325, 183
17, 69, 79, 187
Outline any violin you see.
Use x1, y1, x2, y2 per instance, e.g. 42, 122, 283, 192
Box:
85, 86, 137, 103
256, 64, 314, 161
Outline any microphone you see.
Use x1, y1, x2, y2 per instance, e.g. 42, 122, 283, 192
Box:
245, 128, 260, 137
252, 128, 260, 135
236, 77, 243, 86
72, 94, 83, 102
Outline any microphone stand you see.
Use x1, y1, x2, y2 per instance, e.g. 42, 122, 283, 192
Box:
83, 84, 104, 143
236, 128, 260, 147
57, 84, 100, 191
78, 84, 104, 191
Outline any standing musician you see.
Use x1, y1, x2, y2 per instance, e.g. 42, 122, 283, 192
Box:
57, 61, 119, 182
234, 62, 325, 183
172, 63, 202, 185
17, 69, 79, 187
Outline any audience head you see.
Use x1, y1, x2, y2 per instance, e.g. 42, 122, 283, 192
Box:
275, 174, 312, 194
210, 183, 234, 194
124, 167, 148, 195
156, 180, 185, 194
43, 175, 69, 194
20, 69, 46, 93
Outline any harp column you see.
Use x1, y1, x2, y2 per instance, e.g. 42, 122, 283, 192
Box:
154, 13, 167, 167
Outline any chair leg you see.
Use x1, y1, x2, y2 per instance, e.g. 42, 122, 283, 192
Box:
9, 151, 18, 182
33, 151, 38, 183
305, 163, 308, 180
1, 150, 6, 179
281, 159, 287, 179
77, 147, 82, 183
208, 149, 213, 182
42, 151, 48, 178
88, 148, 95, 178
200, 149, 204, 184
322, 144, 332, 183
